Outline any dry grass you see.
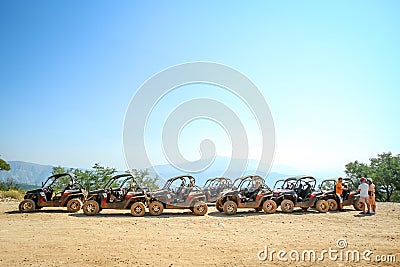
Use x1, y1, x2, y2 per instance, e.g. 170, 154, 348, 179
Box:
0, 189, 25, 200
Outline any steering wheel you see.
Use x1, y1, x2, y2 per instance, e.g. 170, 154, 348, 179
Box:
106, 188, 112, 195
120, 187, 126, 197
45, 186, 53, 192
127, 183, 134, 191
65, 184, 73, 191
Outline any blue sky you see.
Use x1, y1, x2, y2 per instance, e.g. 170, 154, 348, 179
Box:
0, 1, 399, 177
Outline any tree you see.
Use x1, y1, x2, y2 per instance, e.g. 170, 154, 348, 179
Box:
0, 157, 12, 191
52, 163, 117, 192
344, 161, 371, 180
90, 163, 117, 189
369, 152, 400, 202
0, 157, 10, 171
51, 166, 76, 191
0, 177, 17, 190
51, 164, 159, 191
345, 152, 400, 202
129, 169, 159, 190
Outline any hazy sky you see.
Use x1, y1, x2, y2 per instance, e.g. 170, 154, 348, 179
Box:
1, 1, 399, 177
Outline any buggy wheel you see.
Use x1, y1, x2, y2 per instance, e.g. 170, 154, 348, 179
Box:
66, 198, 82, 213
82, 200, 99, 216
223, 201, 237, 215
353, 200, 363, 211
149, 201, 163, 216
193, 201, 208, 216
315, 200, 329, 213
131, 202, 146, 217
215, 200, 223, 212
327, 199, 338, 211
19, 199, 35, 212
262, 200, 277, 214
281, 199, 294, 213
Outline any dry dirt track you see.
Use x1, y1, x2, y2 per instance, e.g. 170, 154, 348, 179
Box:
0, 201, 399, 267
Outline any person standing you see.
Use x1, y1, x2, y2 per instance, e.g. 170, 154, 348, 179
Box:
367, 178, 376, 214
335, 177, 347, 211
358, 177, 369, 214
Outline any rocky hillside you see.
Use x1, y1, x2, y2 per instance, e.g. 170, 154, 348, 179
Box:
0, 161, 53, 185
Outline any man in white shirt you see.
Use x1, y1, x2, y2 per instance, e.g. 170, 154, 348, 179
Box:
358, 177, 369, 214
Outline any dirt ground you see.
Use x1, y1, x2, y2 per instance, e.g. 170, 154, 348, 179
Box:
0, 201, 399, 267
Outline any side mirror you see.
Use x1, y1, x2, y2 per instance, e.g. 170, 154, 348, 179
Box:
41, 181, 44, 187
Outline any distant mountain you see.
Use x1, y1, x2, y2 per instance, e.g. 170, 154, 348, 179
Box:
0, 161, 53, 185
0, 158, 289, 188
147, 156, 288, 187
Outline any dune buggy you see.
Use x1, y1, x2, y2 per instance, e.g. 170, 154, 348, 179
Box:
82, 173, 148, 216
316, 177, 362, 211
147, 175, 208, 216
215, 175, 277, 215
202, 177, 232, 203
272, 176, 329, 213
19, 173, 86, 213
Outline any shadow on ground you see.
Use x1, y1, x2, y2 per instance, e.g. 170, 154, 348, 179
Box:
5, 209, 69, 214
207, 209, 285, 217
68, 211, 204, 219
